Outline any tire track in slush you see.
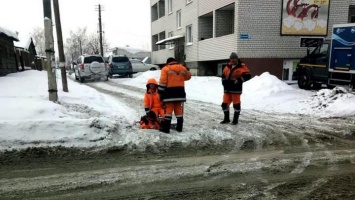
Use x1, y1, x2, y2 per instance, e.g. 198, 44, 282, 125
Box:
85, 79, 355, 152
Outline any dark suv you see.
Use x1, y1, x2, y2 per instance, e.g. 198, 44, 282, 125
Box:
108, 55, 133, 78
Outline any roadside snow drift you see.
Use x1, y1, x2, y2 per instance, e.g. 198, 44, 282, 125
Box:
0, 71, 130, 150
1, 70, 355, 151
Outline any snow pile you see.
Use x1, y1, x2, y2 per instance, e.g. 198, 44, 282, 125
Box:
307, 87, 355, 117
121, 71, 352, 116
2, 69, 355, 151
244, 72, 294, 98
124, 71, 160, 88
0, 70, 130, 150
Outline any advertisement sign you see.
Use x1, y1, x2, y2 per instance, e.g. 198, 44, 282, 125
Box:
281, 0, 330, 36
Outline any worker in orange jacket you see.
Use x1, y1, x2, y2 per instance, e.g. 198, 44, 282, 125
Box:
221, 52, 251, 125
140, 78, 164, 129
158, 57, 191, 133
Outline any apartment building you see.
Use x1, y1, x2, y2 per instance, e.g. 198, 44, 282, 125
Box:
151, 0, 353, 79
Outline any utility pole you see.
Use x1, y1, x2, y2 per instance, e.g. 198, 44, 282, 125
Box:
43, 0, 58, 102
53, 0, 69, 92
95, 4, 104, 57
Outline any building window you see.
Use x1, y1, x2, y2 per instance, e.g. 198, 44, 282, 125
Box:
158, 0, 165, 18
159, 31, 166, 50
198, 12, 213, 41
351, 16, 355, 23
186, 25, 193, 45
186, 0, 193, 4
177, 10, 182, 29
151, 3, 158, 22
152, 34, 159, 51
168, 31, 174, 49
168, 0, 172, 14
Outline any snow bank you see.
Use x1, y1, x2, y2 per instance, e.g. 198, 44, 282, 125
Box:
0, 70, 130, 150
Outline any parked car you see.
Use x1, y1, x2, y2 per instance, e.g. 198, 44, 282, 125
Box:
130, 58, 159, 73
73, 55, 108, 82
108, 55, 133, 78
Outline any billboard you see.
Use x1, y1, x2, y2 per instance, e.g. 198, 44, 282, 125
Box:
281, 0, 330, 36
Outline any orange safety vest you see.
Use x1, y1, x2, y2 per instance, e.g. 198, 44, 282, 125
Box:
158, 61, 191, 102
222, 60, 251, 94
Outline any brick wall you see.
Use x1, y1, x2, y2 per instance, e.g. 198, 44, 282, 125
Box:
236, 0, 349, 59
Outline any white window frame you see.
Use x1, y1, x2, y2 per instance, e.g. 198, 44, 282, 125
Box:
186, 0, 193, 5
186, 25, 193, 45
177, 10, 182, 29
168, 0, 173, 14
168, 31, 174, 49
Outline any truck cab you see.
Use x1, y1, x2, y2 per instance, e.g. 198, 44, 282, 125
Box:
294, 23, 355, 90
294, 40, 330, 89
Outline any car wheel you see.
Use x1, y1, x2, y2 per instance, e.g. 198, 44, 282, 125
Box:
298, 70, 312, 90
150, 67, 157, 71
75, 70, 78, 80
128, 74, 133, 78
78, 72, 84, 83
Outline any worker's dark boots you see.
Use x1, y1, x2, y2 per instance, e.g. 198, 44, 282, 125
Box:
159, 120, 171, 134
220, 111, 230, 124
230, 112, 240, 125
176, 117, 183, 132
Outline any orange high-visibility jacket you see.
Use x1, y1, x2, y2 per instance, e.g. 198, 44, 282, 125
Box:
144, 78, 163, 114
158, 61, 191, 102
222, 60, 251, 94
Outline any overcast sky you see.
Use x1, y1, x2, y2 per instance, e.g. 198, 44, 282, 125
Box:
0, 0, 151, 50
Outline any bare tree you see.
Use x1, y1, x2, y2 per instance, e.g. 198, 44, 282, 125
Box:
65, 27, 88, 61
30, 27, 45, 56
87, 33, 100, 54
65, 27, 110, 61
87, 33, 110, 55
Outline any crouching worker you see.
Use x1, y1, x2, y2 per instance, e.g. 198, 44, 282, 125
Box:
139, 78, 165, 129
140, 111, 160, 129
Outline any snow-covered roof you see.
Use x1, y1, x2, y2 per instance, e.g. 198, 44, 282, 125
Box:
0, 26, 19, 41
14, 37, 32, 50
113, 46, 150, 54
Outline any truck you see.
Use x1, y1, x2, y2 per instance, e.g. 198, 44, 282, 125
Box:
294, 23, 355, 90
